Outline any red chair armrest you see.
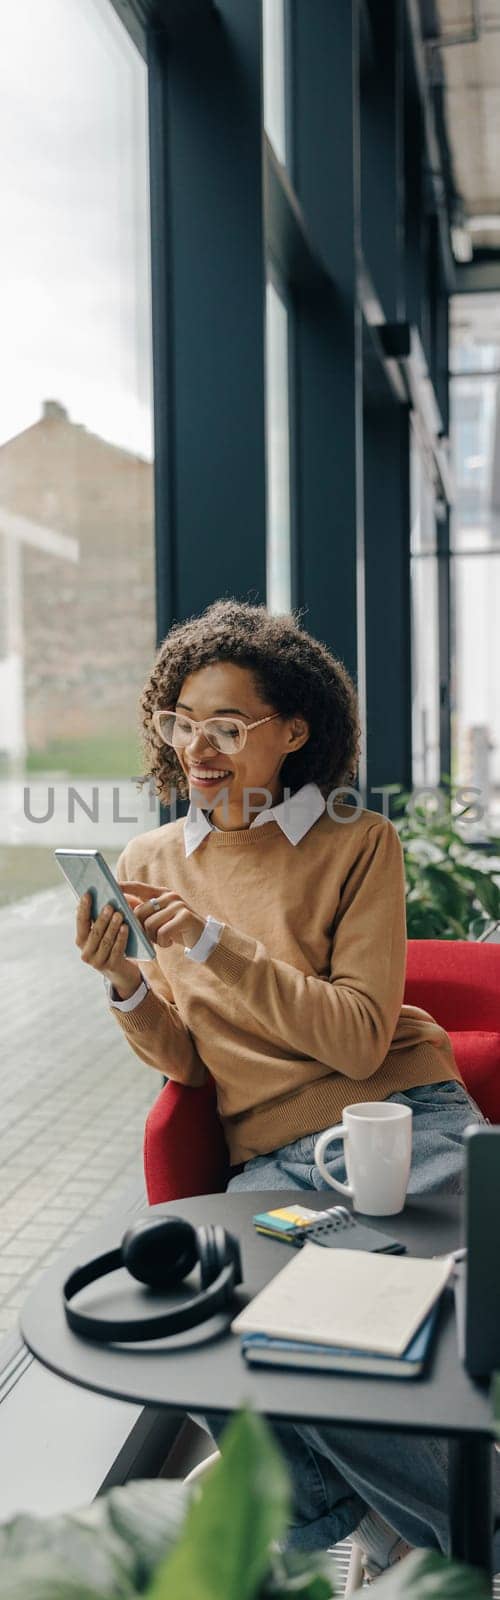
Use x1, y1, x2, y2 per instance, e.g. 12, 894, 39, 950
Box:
144, 1077, 229, 1203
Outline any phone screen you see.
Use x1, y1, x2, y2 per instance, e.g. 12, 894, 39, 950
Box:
54, 848, 157, 961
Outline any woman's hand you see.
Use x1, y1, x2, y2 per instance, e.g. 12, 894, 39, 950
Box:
120, 881, 207, 951
75, 893, 142, 996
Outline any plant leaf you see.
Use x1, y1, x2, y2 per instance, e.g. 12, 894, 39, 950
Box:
421, 865, 472, 921
354, 1547, 490, 1597
0, 1560, 111, 1600
405, 902, 450, 939
465, 870, 500, 920
146, 1409, 291, 1600
468, 915, 491, 940
0, 1478, 190, 1600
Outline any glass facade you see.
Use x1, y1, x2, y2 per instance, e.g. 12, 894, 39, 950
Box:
410, 423, 441, 787
449, 295, 500, 826
0, 0, 157, 901
0, 0, 157, 1338
0, 0, 493, 1368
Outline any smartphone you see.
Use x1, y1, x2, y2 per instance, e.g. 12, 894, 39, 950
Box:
54, 848, 157, 962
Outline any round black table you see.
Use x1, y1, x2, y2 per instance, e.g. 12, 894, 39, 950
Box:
20, 1191, 494, 1575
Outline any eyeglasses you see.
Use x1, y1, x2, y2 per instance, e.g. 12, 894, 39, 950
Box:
152, 708, 282, 756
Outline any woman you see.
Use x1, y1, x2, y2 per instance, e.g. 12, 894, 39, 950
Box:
76, 597, 488, 1580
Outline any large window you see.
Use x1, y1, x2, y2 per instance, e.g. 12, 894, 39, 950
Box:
410, 423, 441, 787
0, 0, 157, 1339
450, 295, 500, 828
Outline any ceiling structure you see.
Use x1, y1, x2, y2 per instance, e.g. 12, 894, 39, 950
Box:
418, 0, 500, 266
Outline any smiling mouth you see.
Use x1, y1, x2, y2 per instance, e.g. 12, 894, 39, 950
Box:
188, 768, 233, 782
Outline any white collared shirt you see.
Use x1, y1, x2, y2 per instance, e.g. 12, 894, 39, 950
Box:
183, 780, 326, 857
106, 782, 326, 1009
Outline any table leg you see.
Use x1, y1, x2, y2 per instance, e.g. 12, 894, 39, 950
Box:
448, 1436, 492, 1578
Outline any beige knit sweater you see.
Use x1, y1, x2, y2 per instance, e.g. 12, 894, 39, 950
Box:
110, 803, 461, 1164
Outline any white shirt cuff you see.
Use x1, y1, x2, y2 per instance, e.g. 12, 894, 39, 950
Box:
104, 973, 150, 1011
184, 915, 225, 963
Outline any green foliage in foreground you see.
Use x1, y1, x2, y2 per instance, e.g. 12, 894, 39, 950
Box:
0, 1410, 491, 1598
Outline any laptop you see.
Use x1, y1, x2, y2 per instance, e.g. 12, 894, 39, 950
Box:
455, 1125, 500, 1378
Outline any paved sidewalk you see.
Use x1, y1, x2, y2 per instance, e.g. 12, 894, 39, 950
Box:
0, 885, 158, 1338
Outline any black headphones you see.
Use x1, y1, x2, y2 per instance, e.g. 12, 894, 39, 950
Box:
63, 1215, 242, 1343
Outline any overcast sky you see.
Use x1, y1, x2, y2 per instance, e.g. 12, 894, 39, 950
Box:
0, 0, 153, 458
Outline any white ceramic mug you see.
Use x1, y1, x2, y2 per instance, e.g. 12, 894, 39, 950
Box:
314, 1102, 413, 1216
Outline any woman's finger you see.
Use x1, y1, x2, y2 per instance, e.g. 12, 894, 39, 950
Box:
88, 913, 128, 969
119, 880, 166, 900
79, 904, 123, 965
75, 892, 92, 945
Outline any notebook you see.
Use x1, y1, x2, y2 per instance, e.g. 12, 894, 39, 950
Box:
241, 1301, 441, 1378
253, 1204, 405, 1254
232, 1242, 453, 1359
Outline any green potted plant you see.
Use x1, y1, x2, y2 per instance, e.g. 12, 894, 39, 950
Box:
387, 775, 500, 940
0, 1409, 490, 1598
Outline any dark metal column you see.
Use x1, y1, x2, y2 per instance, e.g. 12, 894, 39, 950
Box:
361, 2, 413, 807
147, 25, 176, 654
148, 1, 268, 634
448, 1436, 492, 1577
403, 25, 424, 338
146, 3, 268, 827
361, 0, 405, 324
290, 0, 367, 797
363, 397, 413, 806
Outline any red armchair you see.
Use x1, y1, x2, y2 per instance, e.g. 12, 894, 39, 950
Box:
143, 939, 500, 1204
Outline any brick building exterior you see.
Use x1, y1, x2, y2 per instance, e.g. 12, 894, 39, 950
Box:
0, 401, 155, 760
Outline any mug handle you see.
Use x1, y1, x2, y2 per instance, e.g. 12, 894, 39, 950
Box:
314, 1124, 353, 1197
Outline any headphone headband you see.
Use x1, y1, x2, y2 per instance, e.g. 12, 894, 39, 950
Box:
63, 1216, 242, 1344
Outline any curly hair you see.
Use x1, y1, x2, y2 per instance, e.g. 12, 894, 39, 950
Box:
135, 597, 362, 805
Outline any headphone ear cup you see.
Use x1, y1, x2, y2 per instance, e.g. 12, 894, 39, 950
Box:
226, 1231, 242, 1288
197, 1224, 221, 1288
122, 1216, 198, 1290
197, 1225, 242, 1295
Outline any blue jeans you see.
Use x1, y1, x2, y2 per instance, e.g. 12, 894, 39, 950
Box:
200, 1082, 500, 1557
226, 1080, 481, 1198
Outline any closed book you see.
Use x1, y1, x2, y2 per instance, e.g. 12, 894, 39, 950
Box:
232, 1244, 453, 1356
241, 1302, 440, 1379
